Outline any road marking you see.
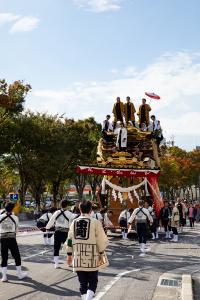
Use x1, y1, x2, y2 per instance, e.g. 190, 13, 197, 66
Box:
93, 268, 140, 300
8, 249, 52, 265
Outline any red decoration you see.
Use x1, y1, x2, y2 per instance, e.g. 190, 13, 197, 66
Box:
145, 92, 160, 100
76, 165, 160, 178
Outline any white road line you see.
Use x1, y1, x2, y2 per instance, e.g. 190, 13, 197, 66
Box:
93, 268, 140, 300
8, 249, 51, 265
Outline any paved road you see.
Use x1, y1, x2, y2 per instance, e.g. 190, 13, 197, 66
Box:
1, 225, 200, 300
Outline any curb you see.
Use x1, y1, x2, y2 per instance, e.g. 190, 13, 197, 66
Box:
182, 274, 193, 300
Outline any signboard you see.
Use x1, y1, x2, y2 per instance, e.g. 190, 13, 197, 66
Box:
9, 193, 19, 201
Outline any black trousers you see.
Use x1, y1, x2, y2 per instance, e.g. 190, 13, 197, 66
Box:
77, 271, 98, 295
172, 227, 178, 235
1, 238, 21, 267
162, 219, 169, 232
189, 217, 194, 227
54, 231, 68, 256
150, 220, 157, 234
136, 223, 147, 244
119, 219, 128, 233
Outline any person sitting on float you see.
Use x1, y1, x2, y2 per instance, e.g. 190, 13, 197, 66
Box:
149, 115, 163, 146
102, 114, 113, 143
116, 122, 127, 152
140, 122, 147, 132
132, 146, 143, 161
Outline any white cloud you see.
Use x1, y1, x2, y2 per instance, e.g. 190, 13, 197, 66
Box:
123, 66, 138, 77
28, 51, 200, 150
0, 13, 20, 25
73, 0, 121, 12
10, 16, 40, 33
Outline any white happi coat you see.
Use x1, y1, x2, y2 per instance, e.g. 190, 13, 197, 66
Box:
66, 214, 109, 272
116, 127, 127, 148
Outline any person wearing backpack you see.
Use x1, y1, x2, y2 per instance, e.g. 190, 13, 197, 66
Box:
128, 200, 153, 254
46, 199, 76, 268
0, 202, 27, 282
38, 207, 56, 245
118, 208, 133, 239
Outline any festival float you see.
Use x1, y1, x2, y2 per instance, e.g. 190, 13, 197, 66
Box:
76, 93, 163, 226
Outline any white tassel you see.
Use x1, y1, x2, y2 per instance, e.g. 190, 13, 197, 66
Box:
102, 176, 106, 194
118, 192, 123, 204
133, 189, 139, 201
128, 192, 133, 203
112, 189, 117, 201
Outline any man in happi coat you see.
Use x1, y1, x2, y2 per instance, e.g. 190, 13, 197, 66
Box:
124, 96, 136, 126
137, 98, 151, 128
112, 97, 124, 128
66, 201, 109, 300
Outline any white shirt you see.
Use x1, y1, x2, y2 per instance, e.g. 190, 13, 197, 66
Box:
102, 119, 113, 132
118, 210, 131, 223
103, 213, 113, 227
91, 211, 103, 223
149, 119, 160, 131
46, 209, 76, 231
128, 207, 153, 224
0, 212, 18, 237
39, 212, 52, 222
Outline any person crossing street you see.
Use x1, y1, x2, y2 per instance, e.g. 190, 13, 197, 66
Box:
128, 200, 153, 254
46, 199, 76, 269
0, 202, 27, 282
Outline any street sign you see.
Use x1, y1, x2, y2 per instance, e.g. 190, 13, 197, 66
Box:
9, 193, 19, 201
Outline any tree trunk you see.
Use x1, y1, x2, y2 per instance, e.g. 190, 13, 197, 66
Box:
74, 174, 86, 201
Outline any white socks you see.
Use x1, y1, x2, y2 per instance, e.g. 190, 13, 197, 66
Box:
86, 290, 95, 300
44, 237, 49, 245
81, 294, 87, 300
1, 267, 7, 282
54, 256, 59, 269
16, 266, 27, 279
152, 233, 155, 240
1, 266, 27, 281
122, 232, 128, 239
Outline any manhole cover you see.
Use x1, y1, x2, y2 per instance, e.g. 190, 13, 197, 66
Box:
160, 278, 182, 287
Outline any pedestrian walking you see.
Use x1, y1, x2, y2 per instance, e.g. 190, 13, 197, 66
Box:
171, 201, 180, 242
37, 207, 56, 245
128, 200, 153, 254
118, 208, 133, 239
145, 202, 159, 240
0, 202, 27, 282
188, 203, 195, 228
160, 200, 172, 239
46, 199, 76, 269
66, 200, 109, 300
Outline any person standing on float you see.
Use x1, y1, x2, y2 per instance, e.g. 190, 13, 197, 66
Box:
137, 98, 151, 128
124, 96, 136, 126
112, 97, 124, 129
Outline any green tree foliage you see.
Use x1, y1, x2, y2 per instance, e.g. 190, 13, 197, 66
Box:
159, 146, 200, 200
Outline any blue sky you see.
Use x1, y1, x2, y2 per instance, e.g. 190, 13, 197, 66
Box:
0, 0, 200, 150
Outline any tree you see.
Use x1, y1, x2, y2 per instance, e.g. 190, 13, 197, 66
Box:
0, 79, 31, 124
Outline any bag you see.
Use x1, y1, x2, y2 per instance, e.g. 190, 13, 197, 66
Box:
37, 219, 47, 232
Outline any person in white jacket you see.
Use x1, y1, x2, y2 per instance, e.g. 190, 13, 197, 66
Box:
116, 122, 127, 151
46, 199, 76, 268
0, 202, 27, 282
